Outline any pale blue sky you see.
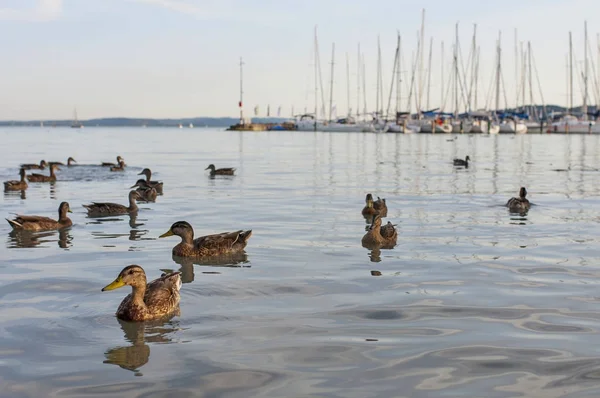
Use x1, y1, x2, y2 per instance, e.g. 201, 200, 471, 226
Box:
0, 0, 598, 120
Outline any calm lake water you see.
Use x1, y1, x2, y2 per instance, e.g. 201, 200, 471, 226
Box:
2, 127, 600, 397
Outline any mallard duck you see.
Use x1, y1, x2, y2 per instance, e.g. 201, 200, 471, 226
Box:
102, 156, 125, 167
27, 164, 60, 182
362, 193, 388, 217
159, 221, 252, 257
506, 187, 530, 212
453, 155, 470, 167
205, 164, 236, 176
101, 265, 181, 322
362, 215, 397, 247
110, 160, 126, 172
4, 168, 28, 191
6, 201, 72, 231
83, 190, 141, 216
49, 157, 77, 167
130, 179, 158, 202
20, 160, 47, 170
137, 168, 163, 192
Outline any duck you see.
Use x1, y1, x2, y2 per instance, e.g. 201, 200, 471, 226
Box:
27, 164, 60, 182
101, 265, 181, 322
361, 215, 398, 247
506, 187, 530, 212
205, 164, 236, 176
83, 190, 141, 216
4, 168, 28, 191
361, 193, 388, 218
137, 168, 163, 192
20, 160, 47, 170
159, 221, 252, 257
6, 201, 72, 231
102, 156, 125, 167
453, 155, 470, 167
49, 157, 77, 167
130, 179, 158, 202
110, 160, 126, 172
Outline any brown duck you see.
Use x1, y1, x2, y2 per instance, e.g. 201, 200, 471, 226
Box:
362, 193, 388, 218
362, 215, 398, 247
6, 202, 72, 231
137, 168, 163, 192
4, 168, 28, 191
27, 164, 60, 182
110, 160, 126, 172
20, 160, 47, 170
102, 265, 181, 322
506, 187, 530, 212
49, 157, 77, 167
130, 179, 158, 202
102, 156, 125, 167
205, 164, 236, 176
159, 221, 252, 257
83, 190, 141, 216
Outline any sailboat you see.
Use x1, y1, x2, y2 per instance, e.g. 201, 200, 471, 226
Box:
71, 108, 83, 128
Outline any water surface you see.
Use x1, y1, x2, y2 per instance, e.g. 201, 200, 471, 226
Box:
2, 127, 600, 397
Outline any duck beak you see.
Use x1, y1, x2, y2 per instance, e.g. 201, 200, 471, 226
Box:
102, 277, 125, 291
129, 184, 138, 189
159, 230, 174, 238
137, 171, 143, 175
204, 167, 210, 170
68, 209, 73, 213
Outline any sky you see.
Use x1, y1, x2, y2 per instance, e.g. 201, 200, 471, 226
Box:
0, 0, 599, 120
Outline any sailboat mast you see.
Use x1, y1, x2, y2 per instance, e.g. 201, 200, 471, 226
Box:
357, 43, 361, 119
521, 42, 525, 112
397, 34, 402, 115
495, 31, 502, 112
362, 55, 368, 116
583, 21, 588, 119
454, 22, 459, 117
514, 28, 518, 109
426, 37, 433, 111
346, 52, 351, 117
314, 26, 318, 130
528, 42, 534, 119
440, 41, 444, 112
569, 31, 573, 114
239, 57, 244, 123
418, 9, 426, 114
474, 46, 480, 110
469, 24, 477, 111
328, 43, 335, 121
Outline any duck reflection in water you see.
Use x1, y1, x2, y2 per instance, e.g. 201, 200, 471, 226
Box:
129, 212, 148, 241
4, 189, 26, 200
8, 228, 72, 249
170, 251, 250, 283
103, 316, 180, 375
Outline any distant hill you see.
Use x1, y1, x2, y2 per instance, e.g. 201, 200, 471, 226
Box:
0, 117, 289, 127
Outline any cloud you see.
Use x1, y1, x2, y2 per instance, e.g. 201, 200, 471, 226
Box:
0, 0, 63, 22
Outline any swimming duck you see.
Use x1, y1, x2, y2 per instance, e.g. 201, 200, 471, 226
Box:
159, 221, 252, 257
83, 190, 141, 216
130, 179, 158, 202
205, 164, 236, 176
101, 265, 181, 322
27, 164, 60, 182
362, 215, 398, 247
49, 157, 77, 167
20, 160, 47, 170
4, 168, 28, 191
6, 201, 72, 231
110, 160, 126, 172
137, 168, 163, 192
102, 156, 125, 167
361, 193, 388, 218
506, 187, 530, 212
453, 155, 470, 167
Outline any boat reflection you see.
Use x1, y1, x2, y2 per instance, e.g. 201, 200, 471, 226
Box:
8, 228, 72, 249
103, 316, 180, 375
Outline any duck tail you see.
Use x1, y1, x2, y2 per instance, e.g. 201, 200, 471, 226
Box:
240, 230, 253, 243
6, 218, 22, 229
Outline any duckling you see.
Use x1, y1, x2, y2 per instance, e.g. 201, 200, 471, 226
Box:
101, 265, 181, 322
6, 202, 72, 231
102, 156, 125, 167
362, 215, 397, 247
506, 187, 530, 212
205, 164, 236, 176
20, 160, 47, 170
27, 164, 60, 182
130, 179, 158, 202
110, 160, 126, 172
4, 168, 28, 191
453, 155, 470, 167
49, 157, 77, 167
361, 193, 388, 218
83, 190, 141, 216
159, 221, 252, 257
137, 168, 163, 192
